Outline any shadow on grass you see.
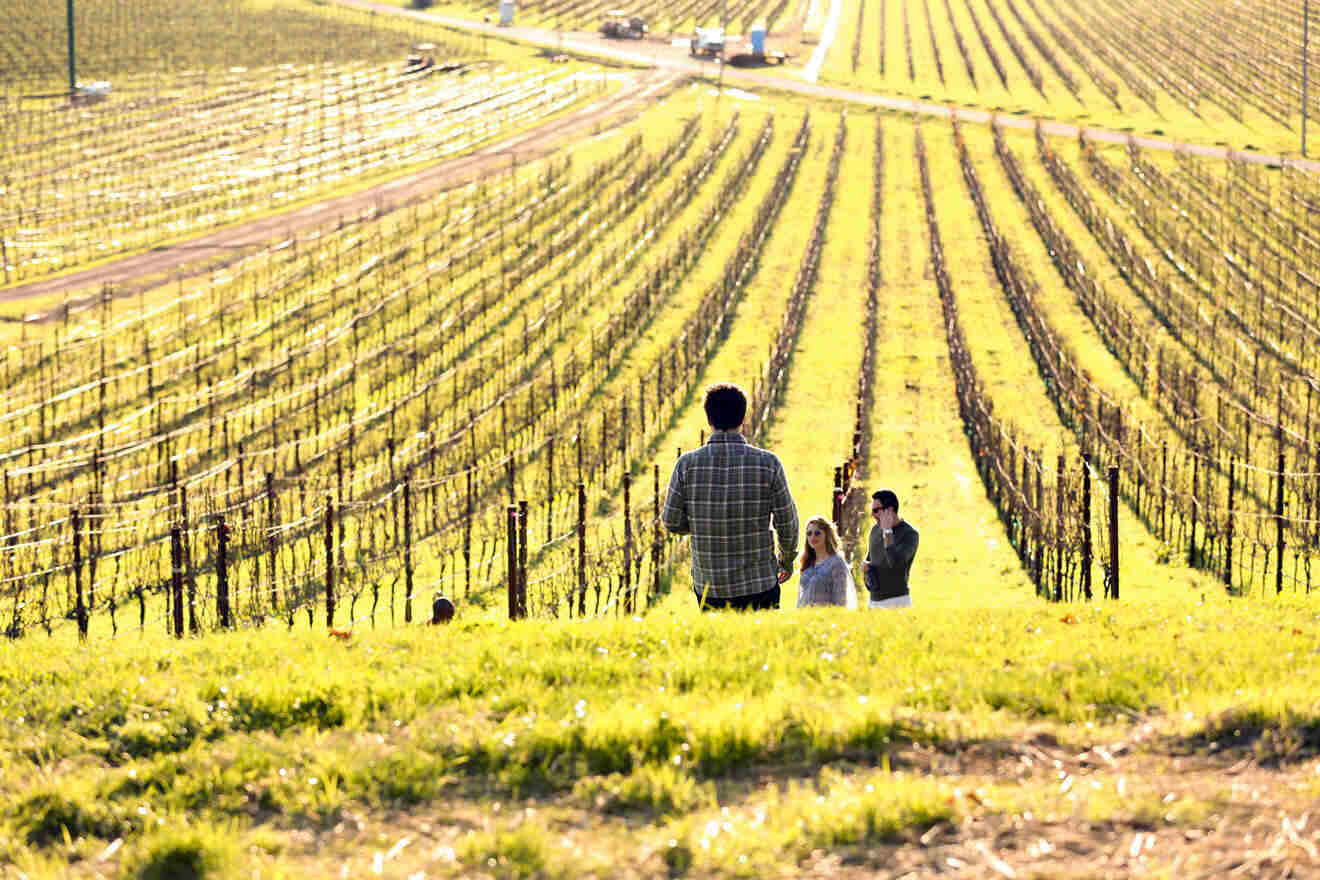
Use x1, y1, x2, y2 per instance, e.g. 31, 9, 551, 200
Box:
1169, 708, 1320, 764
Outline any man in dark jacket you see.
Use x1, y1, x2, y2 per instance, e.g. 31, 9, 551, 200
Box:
862, 489, 918, 608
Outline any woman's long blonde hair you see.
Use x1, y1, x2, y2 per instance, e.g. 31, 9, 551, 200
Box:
799, 515, 840, 571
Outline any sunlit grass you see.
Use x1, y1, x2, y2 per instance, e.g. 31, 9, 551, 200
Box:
1, 597, 1318, 872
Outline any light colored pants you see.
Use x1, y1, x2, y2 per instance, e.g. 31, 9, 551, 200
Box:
868, 595, 912, 609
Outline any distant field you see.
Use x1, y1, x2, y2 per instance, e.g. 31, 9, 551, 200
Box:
0, 0, 479, 96
809, 0, 1316, 155
407, 0, 1317, 155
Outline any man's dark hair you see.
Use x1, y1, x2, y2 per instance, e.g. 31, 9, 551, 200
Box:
872, 489, 899, 512
703, 383, 747, 431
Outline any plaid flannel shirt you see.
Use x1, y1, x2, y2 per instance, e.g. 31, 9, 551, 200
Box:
661, 432, 799, 599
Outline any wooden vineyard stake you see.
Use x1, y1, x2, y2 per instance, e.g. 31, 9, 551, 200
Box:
72, 509, 86, 639
1225, 457, 1235, 589
832, 466, 843, 533
506, 505, 518, 620
171, 526, 184, 638
464, 469, 473, 597
517, 499, 528, 619
1277, 450, 1287, 595
1081, 455, 1092, 601
1189, 450, 1199, 566
652, 464, 662, 604
1054, 454, 1064, 602
1108, 466, 1119, 600
336, 452, 345, 568
324, 497, 334, 629
546, 436, 555, 545
177, 479, 197, 636
404, 476, 414, 624
1160, 442, 1168, 543
266, 472, 278, 610
217, 515, 231, 629
577, 483, 587, 617
623, 473, 633, 614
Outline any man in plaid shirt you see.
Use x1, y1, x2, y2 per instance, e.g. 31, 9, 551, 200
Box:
662, 383, 799, 610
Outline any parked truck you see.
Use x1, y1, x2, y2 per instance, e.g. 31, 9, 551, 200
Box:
689, 26, 725, 58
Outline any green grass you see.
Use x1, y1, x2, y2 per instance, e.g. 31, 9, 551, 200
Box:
1, 595, 1318, 874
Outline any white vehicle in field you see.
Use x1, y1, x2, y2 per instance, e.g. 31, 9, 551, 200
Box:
689, 27, 725, 58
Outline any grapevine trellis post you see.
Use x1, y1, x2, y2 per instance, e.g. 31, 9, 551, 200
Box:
831, 466, 843, 532
1054, 455, 1064, 602
72, 509, 86, 639
506, 504, 518, 620
464, 470, 473, 597
577, 483, 587, 617
171, 527, 184, 639
652, 464, 662, 606
217, 516, 231, 629
1277, 450, 1287, 595
1108, 467, 1119, 600
517, 499, 528, 618
1226, 458, 1236, 589
404, 476, 414, 624
623, 472, 633, 615
65, 0, 76, 97
1081, 455, 1092, 601
324, 498, 334, 629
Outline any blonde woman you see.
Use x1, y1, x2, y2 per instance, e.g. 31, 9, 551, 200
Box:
795, 515, 857, 608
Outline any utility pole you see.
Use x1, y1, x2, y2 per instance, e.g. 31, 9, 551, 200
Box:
718, 0, 727, 94
66, 0, 76, 97
1305, 0, 1311, 157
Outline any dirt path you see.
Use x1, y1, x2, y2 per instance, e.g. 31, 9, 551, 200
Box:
0, 66, 680, 305
802, 0, 843, 82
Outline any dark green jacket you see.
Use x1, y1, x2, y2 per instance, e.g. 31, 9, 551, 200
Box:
864, 521, 919, 600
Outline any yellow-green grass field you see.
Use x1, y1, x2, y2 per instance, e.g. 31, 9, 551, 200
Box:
811, 0, 1308, 155
1, 595, 1317, 876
